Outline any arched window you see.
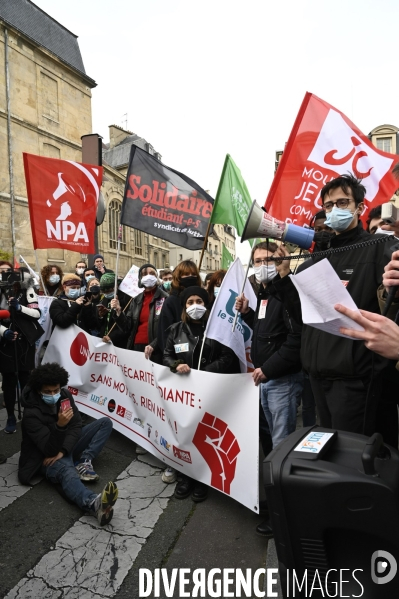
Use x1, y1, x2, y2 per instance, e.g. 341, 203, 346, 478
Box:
108, 200, 126, 250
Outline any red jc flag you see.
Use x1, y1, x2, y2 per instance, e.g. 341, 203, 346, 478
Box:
265, 92, 399, 227
23, 153, 103, 253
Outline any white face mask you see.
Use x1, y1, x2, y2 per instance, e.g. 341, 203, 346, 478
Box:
375, 227, 394, 236
76, 268, 85, 275
186, 304, 207, 320
254, 264, 277, 283
214, 286, 220, 297
141, 274, 158, 288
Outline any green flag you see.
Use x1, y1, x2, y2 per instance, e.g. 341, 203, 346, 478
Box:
222, 245, 234, 269
211, 154, 253, 237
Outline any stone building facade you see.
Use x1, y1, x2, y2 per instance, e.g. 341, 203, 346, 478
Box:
0, 2, 168, 278
0, 0, 95, 270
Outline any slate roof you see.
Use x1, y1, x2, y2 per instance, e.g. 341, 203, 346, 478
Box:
0, 0, 95, 86
103, 134, 160, 169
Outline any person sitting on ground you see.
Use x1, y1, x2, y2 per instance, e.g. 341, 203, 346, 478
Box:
163, 286, 240, 503
18, 362, 118, 525
39, 264, 64, 297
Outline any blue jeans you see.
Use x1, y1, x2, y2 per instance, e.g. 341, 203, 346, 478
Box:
260, 372, 304, 449
41, 417, 113, 510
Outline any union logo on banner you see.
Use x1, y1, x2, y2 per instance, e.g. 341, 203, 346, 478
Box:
265, 93, 399, 227
23, 153, 103, 253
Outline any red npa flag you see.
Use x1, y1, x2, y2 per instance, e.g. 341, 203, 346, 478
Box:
23, 153, 103, 253
265, 92, 399, 227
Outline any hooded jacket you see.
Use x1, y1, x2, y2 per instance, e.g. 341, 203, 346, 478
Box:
18, 385, 82, 485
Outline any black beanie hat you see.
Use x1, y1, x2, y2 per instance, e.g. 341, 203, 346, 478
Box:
180, 286, 209, 307
139, 263, 157, 277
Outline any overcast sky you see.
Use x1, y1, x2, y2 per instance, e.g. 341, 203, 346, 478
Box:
33, 0, 399, 258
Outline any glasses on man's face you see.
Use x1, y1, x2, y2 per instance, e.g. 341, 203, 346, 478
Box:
323, 198, 351, 212
253, 258, 271, 266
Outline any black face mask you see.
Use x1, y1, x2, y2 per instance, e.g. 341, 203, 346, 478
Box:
179, 276, 198, 288
313, 230, 334, 252
90, 285, 100, 294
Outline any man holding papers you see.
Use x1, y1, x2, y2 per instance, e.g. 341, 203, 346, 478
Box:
273, 174, 397, 437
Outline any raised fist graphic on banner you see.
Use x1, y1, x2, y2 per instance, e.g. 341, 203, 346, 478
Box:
192, 412, 240, 495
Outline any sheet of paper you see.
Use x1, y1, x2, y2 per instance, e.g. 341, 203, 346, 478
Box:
289, 259, 365, 338
118, 265, 144, 298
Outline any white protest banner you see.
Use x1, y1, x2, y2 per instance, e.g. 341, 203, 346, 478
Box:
118, 265, 144, 298
44, 325, 259, 512
205, 258, 257, 372
35, 295, 55, 366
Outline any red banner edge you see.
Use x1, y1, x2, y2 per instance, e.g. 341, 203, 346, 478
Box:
264, 92, 313, 213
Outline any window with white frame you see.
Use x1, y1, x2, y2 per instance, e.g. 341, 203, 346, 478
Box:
376, 137, 392, 153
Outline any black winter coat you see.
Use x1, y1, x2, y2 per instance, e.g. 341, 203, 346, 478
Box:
116, 286, 167, 359
272, 224, 398, 379
50, 296, 81, 330
157, 290, 183, 353
0, 285, 42, 372
163, 321, 240, 374
242, 276, 302, 379
18, 386, 82, 485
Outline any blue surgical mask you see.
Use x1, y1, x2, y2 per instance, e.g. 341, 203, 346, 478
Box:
85, 275, 95, 283
104, 292, 114, 299
49, 274, 60, 284
41, 392, 61, 405
324, 207, 356, 233
66, 288, 80, 300
163, 281, 172, 290
214, 286, 220, 297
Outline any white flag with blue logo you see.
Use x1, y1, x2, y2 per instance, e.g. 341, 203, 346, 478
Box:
205, 258, 257, 372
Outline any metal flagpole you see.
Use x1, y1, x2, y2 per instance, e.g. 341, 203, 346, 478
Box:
198, 219, 212, 272
33, 250, 48, 296
114, 225, 123, 297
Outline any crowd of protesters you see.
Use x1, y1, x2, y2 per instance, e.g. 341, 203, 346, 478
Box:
1, 173, 399, 532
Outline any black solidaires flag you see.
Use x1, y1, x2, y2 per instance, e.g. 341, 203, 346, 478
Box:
121, 146, 214, 250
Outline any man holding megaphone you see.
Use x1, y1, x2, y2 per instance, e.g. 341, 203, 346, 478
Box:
247, 174, 397, 439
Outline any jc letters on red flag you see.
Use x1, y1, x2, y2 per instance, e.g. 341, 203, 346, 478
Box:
265, 92, 399, 226
23, 153, 103, 253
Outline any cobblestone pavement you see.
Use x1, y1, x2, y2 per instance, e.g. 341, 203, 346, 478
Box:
0, 407, 270, 598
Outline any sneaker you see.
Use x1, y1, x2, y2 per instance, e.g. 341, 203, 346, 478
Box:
4, 416, 16, 434
91, 481, 118, 526
161, 467, 177, 484
75, 459, 100, 482
135, 445, 148, 455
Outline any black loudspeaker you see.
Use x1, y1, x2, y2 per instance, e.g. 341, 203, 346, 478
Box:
264, 427, 399, 598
